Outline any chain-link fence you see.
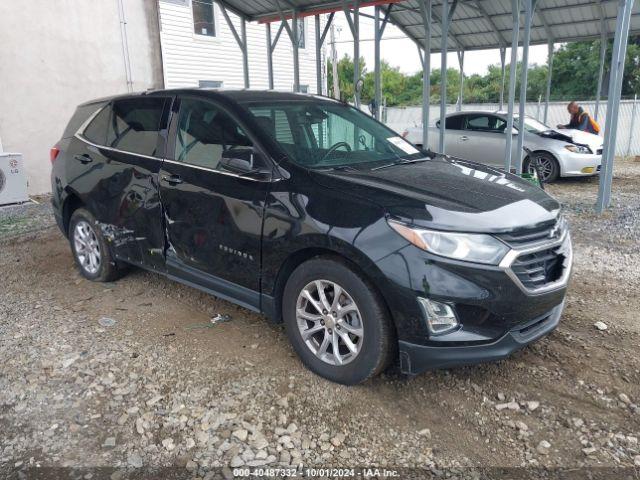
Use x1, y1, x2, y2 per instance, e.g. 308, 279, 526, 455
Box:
385, 99, 640, 156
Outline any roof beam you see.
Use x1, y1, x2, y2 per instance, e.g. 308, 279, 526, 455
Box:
388, 0, 622, 25
470, 1, 509, 47
536, 8, 554, 41
212, 0, 248, 21
256, 0, 401, 23
410, 13, 639, 42
430, 0, 465, 50
380, 3, 424, 49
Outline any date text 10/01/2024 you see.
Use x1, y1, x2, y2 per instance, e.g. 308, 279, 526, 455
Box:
232, 468, 400, 477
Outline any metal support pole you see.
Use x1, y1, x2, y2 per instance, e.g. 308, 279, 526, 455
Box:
292, 10, 300, 92
627, 94, 638, 157
117, 0, 134, 92
439, 0, 451, 153
241, 18, 249, 88
499, 47, 506, 110
596, 0, 634, 213
342, 1, 360, 107
515, 0, 537, 174
313, 13, 335, 96
330, 22, 340, 99
354, 3, 360, 108
595, 12, 607, 121
544, 41, 553, 124
374, 6, 382, 120
420, 0, 432, 148
315, 15, 322, 95
457, 49, 464, 112
504, 0, 520, 173
220, 5, 249, 88
266, 24, 274, 89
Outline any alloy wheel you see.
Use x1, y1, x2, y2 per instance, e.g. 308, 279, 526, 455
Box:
73, 220, 101, 275
295, 280, 364, 366
528, 155, 554, 182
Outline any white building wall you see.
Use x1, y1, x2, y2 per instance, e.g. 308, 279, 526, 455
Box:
159, 0, 324, 93
0, 0, 163, 195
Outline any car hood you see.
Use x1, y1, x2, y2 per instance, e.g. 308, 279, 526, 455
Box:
558, 128, 603, 151
545, 128, 603, 152
310, 156, 560, 233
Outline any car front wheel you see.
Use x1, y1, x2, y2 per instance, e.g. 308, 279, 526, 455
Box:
283, 257, 395, 385
524, 152, 559, 183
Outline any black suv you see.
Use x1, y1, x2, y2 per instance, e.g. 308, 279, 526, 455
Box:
51, 90, 572, 385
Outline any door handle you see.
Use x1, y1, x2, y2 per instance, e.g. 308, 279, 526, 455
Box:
161, 174, 183, 185
74, 153, 93, 164
460, 136, 469, 141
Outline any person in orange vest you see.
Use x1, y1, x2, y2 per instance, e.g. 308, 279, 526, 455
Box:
557, 101, 600, 134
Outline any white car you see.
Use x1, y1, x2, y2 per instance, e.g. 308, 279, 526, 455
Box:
403, 111, 603, 182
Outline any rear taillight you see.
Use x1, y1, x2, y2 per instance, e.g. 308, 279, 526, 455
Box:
50, 145, 60, 163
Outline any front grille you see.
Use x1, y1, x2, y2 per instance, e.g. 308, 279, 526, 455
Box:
497, 218, 565, 248
511, 245, 565, 290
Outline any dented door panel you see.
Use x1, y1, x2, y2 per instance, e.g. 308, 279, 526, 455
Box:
93, 149, 166, 270
158, 162, 269, 291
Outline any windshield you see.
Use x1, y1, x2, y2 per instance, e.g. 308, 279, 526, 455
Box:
515, 116, 551, 134
240, 100, 422, 169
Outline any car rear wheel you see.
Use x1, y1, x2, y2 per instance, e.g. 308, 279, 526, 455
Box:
69, 208, 125, 282
524, 153, 559, 183
283, 257, 395, 385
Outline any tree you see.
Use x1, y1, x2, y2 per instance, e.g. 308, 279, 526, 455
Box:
327, 36, 640, 107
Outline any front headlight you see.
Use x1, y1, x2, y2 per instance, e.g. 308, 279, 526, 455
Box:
564, 144, 591, 154
388, 219, 509, 265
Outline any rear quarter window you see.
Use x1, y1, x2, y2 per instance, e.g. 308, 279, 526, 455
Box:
62, 102, 108, 139
83, 105, 112, 145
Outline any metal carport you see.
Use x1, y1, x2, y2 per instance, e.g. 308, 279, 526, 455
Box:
211, 0, 639, 213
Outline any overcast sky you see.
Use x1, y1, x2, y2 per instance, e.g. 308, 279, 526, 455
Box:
330, 7, 550, 76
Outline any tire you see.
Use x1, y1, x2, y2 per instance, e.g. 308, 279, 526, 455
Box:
68, 208, 125, 282
524, 152, 559, 183
282, 257, 395, 385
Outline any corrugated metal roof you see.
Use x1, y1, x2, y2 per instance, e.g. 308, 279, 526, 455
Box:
219, 0, 640, 52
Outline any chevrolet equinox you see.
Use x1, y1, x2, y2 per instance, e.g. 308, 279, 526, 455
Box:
51, 90, 572, 385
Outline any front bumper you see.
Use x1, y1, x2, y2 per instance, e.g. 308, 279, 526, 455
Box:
558, 151, 601, 177
399, 301, 564, 374
371, 221, 572, 376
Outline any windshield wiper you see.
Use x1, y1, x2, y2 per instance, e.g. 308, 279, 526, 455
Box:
317, 165, 358, 172
371, 157, 431, 171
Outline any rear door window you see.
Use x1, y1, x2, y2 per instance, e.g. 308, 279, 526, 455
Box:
107, 98, 166, 157
437, 115, 464, 130
82, 105, 112, 145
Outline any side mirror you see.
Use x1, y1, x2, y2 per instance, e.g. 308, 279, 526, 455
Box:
220, 147, 271, 178
220, 147, 253, 173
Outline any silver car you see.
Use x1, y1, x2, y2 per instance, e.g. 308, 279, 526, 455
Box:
403, 111, 603, 182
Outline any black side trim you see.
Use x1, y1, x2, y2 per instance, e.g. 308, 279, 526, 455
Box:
166, 256, 261, 313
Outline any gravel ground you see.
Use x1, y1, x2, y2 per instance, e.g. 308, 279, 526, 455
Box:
1, 159, 639, 479
0, 196, 53, 240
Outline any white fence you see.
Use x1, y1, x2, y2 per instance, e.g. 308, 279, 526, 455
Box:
385, 100, 640, 156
